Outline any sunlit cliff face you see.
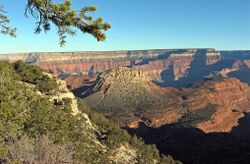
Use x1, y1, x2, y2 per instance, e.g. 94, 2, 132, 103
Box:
3, 49, 250, 89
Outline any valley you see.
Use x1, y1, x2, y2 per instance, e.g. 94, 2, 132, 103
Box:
2, 48, 250, 163
1, 0, 249, 163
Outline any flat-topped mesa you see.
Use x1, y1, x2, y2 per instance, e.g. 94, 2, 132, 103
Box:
99, 67, 150, 85
90, 67, 154, 95
83, 67, 171, 123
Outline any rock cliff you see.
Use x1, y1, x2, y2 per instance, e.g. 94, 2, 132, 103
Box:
81, 67, 250, 163
5, 49, 250, 89
3, 49, 250, 163
83, 67, 250, 133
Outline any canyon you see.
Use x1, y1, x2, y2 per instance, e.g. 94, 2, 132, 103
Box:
2, 49, 250, 163
81, 67, 250, 132
80, 67, 250, 163
3, 49, 250, 89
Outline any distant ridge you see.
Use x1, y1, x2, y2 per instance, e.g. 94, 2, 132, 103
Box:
2, 48, 250, 87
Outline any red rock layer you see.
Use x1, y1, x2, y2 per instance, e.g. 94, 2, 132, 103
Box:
93, 76, 250, 134
39, 61, 132, 75
134, 57, 194, 80
197, 78, 250, 133
64, 75, 97, 90
172, 58, 193, 80
134, 60, 171, 79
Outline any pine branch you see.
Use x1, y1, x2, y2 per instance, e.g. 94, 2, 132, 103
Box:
0, 1, 111, 47
0, 5, 16, 37
25, 0, 111, 47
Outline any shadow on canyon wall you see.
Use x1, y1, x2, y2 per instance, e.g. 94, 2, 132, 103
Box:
228, 68, 250, 85
157, 49, 236, 88
132, 49, 186, 67
220, 51, 250, 60
72, 82, 95, 98
126, 113, 250, 164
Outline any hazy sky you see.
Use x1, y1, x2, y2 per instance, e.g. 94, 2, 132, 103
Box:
0, 0, 250, 54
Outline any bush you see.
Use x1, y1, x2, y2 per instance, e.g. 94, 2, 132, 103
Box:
77, 99, 179, 163
12, 60, 58, 94
0, 62, 179, 163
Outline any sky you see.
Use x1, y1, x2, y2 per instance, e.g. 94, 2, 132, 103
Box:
0, 0, 250, 54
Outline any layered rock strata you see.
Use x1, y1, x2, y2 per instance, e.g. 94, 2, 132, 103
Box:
82, 67, 250, 134
3, 49, 250, 88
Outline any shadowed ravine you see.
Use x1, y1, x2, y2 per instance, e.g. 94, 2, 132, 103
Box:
126, 113, 250, 164
158, 49, 236, 87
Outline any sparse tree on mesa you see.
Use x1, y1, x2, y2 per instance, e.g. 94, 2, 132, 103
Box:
0, 0, 111, 47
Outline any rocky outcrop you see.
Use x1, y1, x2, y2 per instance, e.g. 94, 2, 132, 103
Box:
81, 67, 250, 163
82, 67, 250, 134
83, 67, 168, 124
109, 144, 137, 163
30, 72, 94, 129
195, 78, 250, 133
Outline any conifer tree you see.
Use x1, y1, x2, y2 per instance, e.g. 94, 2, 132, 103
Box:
0, 5, 16, 37
0, 0, 111, 47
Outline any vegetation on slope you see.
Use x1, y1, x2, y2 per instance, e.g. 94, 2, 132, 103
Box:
0, 61, 179, 163
77, 100, 179, 164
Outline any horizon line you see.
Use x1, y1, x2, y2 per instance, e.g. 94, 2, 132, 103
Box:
1, 48, 250, 56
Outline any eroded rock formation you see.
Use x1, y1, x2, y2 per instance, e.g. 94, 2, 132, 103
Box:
81, 67, 250, 163
5, 49, 250, 89
82, 67, 250, 134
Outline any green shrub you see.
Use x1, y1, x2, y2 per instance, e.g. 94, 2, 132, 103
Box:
0, 62, 179, 163
77, 99, 179, 163
12, 60, 58, 94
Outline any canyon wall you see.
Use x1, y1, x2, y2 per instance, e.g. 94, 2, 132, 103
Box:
81, 67, 250, 163
3, 49, 250, 88
81, 67, 250, 133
